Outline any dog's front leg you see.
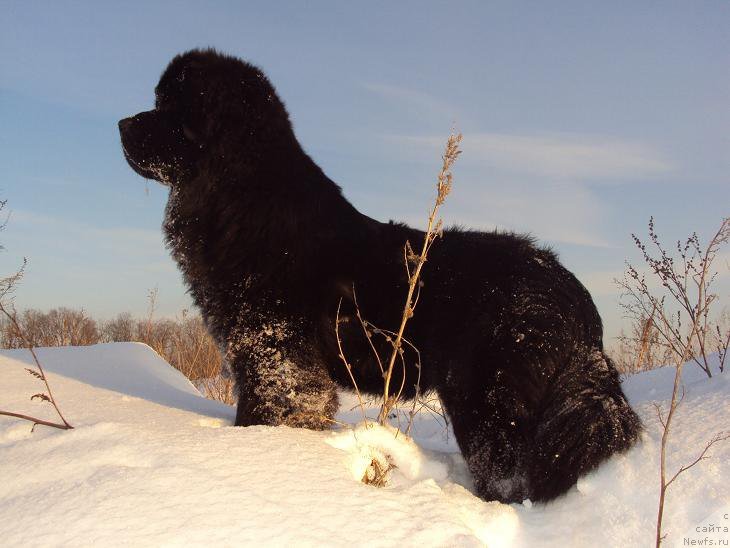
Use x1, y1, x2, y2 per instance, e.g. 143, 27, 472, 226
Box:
229, 317, 338, 430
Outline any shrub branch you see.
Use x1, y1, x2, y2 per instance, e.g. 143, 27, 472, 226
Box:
627, 218, 730, 547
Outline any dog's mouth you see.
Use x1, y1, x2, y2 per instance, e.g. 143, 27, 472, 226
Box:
118, 117, 172, 186
120, 142, 172, 186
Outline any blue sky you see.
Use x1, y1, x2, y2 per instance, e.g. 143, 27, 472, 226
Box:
1, 1, 728, 346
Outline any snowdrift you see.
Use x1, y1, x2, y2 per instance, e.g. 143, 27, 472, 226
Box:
1, 343, 728, 547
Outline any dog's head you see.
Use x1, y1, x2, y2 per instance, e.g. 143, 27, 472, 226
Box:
119, 49, 290, 185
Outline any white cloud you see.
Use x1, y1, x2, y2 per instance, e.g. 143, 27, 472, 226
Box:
362, 83, 460, 120
444, 179, 616, 248
8, 209, 165, 256
391, 132, 673, 182
371, 130, 674, 248
576, 269, 626, 296
363, 84, 672, 181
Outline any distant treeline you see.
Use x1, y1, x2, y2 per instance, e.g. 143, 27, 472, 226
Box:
1, 308, 233, 403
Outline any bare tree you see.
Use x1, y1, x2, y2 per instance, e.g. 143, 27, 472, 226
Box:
618, 217, 729, 547
101, 312, 136, 342
3, 307, 99, 348
3, 305, 235, 405
99, 307, 233, 405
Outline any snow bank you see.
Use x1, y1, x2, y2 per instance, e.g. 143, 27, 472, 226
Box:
0, 343, 230, 419
1, 344, 728, 546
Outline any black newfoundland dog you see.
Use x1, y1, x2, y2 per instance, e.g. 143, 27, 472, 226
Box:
119, 49, 640, 504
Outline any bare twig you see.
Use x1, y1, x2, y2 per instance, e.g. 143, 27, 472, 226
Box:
0, 410, 72, 432
352, 286, 385, 377
665, 431, 730, 489
716, 322, 729, 373
617, 217, 729, 379
335, 298, 367, 423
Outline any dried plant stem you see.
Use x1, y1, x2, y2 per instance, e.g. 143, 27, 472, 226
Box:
655, 349, 729, 546
655, 340, 730, 546
333, 133, 461, 436
651, 218, 730, 547
655, 346, 690, 547
335, 298, 367, 424
0, 410, 72, 430
0, 302, 73, 431
633, 304, 656, 372
145, 286, 158, 343
370, 325, 422, 435
366, 324, 421, 406
353, 287, 384, 377
378, 133, 461, 425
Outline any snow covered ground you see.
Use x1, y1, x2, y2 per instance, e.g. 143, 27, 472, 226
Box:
1, 343, 728, 547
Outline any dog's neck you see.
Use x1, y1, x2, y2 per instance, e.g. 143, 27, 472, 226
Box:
162, 146, 365, 314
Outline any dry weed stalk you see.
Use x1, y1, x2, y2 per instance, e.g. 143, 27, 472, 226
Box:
338, 287, 424, 430
654, 336, 730, 546
633, 304, 656, 373
361, 457, 394, 487
0, 200, 73, 431
655, 383, 729, 547
0, 302, 74, 431
333, 133, 461, 441
612, 318, 674, 375
377, 132, 461, 425
335, 297, 367, 423
144, 286, 159, 348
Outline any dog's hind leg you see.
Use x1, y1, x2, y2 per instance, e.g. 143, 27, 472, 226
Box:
529, 349, 642, 502
229, 316, 339, 430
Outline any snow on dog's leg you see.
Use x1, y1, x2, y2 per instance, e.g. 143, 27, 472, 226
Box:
229, 315, 338, 430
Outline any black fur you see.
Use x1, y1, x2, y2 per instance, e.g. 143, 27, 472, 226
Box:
119, 49, 641, 504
